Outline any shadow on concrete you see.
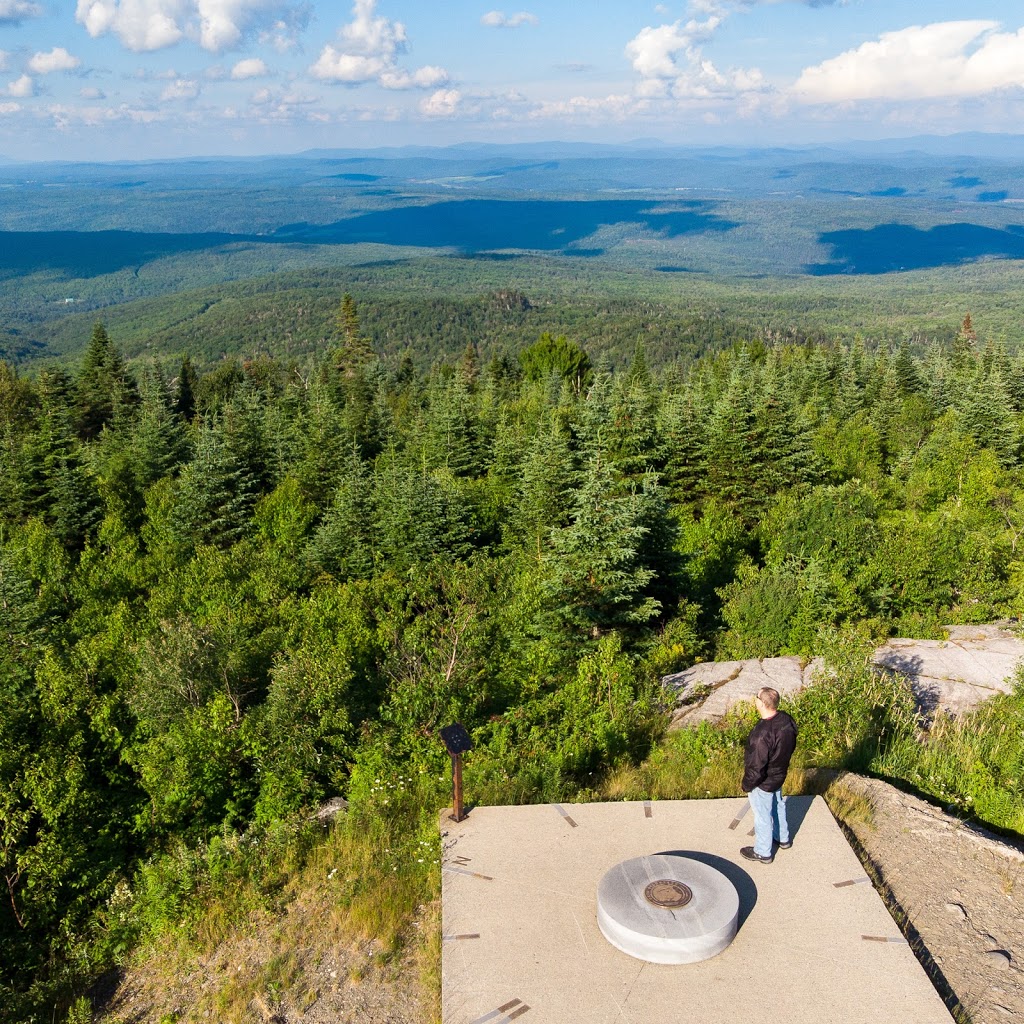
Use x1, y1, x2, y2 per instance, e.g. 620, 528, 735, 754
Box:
782, 793, 814, 839
654, 850, 757, 930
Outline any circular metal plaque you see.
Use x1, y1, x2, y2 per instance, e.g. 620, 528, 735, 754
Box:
644, 879, 693, 909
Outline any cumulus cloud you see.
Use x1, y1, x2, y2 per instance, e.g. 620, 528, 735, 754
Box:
75, 0, 303, 53
231, 57, 268, 78
380, 65, 447, 90
793, 21, 1024, 103
28, 48, 83, 74
160, 77, 200, 99
76, 0, 186, 51
625, 11, 766, 101
258, 5, 310, 51
480, 11, 537, 28
530, 92, 640, 121
80, 85, 106, 99
0, 0, 42, 24
420, 87, 460, 116
46, 102, 166, 129
0, 101, 20, 113
310, 0, 449, 90
7, 75, 35, 98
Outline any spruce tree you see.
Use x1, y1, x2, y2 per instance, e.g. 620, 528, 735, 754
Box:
509, 418, 574, 560
132, 365, 187, 489
541, 449, 660, 641
75, 322, 137, 440
170, 422, 257, 549
306, 443, 375, 579
174, 355, 199, 421
335, 294, 374, 377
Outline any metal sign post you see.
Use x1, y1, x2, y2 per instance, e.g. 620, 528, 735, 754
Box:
439, 723, 473, 822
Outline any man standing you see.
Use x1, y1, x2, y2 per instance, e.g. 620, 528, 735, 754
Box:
740, 686, 797, 864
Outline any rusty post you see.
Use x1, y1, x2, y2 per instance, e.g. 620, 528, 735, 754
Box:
451, 751, 466, 822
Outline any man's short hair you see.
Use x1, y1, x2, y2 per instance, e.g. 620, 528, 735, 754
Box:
757, 687, 780, 711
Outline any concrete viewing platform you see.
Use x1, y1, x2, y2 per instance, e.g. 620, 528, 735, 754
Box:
441, 797, 953, 1024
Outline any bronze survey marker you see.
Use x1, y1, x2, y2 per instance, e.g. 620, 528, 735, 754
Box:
644, 879, 693, 909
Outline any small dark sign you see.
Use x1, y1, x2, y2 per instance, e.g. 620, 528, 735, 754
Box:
440, 722, 473, 755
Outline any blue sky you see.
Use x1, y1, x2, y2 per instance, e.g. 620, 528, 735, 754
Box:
4, 1, 1024, 160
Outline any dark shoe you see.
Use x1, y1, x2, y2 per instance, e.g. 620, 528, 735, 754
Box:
740, 846, 774, 864
776, 840, 793, 850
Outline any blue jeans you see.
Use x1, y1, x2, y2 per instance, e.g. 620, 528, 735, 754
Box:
748, 787, 789, 858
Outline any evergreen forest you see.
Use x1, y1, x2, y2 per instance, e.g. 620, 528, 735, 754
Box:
4, 303, 1024, 1021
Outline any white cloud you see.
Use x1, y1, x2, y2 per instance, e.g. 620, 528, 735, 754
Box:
0, 0, 42, 24
625, 11, 767, 102
75, 0, 301, 53
420, 87, 460, 117
76, 0, 187, 51
231, 57, 268, 78
80, 86, 106, 99
258, 6, 309, 52
310, 50, 387, 83
46, 102, 166, 129
0, 101, 20, 113
793, 21, 1024, 103
480, 10, 537, 28
530, 92, 640, 121
7, 75, 35, 98
28, 48, 83, 74
160, 77, 200, 99
380, 65, 447, 90
310, 0, 449, 90
626, 16, 720, 79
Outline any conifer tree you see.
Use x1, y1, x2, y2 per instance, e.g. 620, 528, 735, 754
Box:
659, 388, 709, 504
25, 369, 101, 549
424, 373, 481, 477
953, 312, 977, 365
132, 365, 187, 489
306, 443, 375, 579
170, 422, 257, 549
174, 355, 199, 421
510, 419, 574, 560
75, 322, 138, 440
541, 449, 660, 641
335, 294, 374, 377
960, 367, 1019, 466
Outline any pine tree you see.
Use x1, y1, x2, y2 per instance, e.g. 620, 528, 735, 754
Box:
306, 443, 375, 579
424, 374, 481, 477
509, 418, 574, 560
952, 313, 977, 366
959, 366, 1019, 466
541, 449, 660, 641
334, 294, 374, 377
170, 422, 258, 549
132, 365, 187, 489
892, 343, 921, 395
25, 369, 101, 549
659, 389, 709, 505
174, 355, 199, 421
460, 341, 480, 389
75, 322, 138, 440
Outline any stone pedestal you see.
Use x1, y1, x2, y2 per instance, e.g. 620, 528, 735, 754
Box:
597, 853, 739, 964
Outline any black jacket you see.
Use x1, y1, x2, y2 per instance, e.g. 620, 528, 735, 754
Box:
741, 711, 797, 793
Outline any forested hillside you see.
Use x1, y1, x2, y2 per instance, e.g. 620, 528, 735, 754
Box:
3, 304, 1024, 1021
